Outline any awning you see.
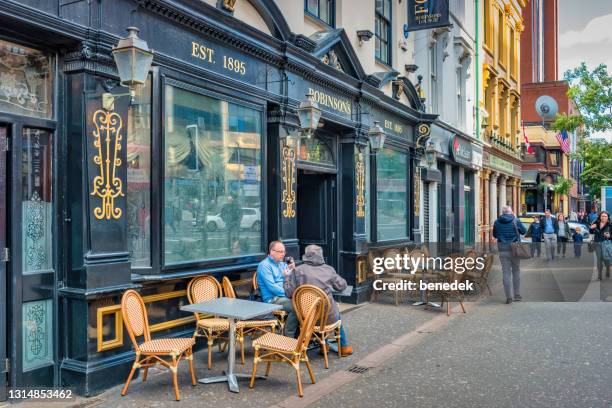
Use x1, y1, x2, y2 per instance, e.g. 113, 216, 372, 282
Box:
521, 170, 538, 185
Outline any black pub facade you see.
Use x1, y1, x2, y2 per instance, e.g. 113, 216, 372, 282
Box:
0, 0, 436, 396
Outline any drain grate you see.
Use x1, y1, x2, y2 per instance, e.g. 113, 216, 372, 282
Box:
346, 365, 369, 374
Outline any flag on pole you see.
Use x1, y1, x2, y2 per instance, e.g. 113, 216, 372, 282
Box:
556, 129, 570, 153
522, 122, 534, 154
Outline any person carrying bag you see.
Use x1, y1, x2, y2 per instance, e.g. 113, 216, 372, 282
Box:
493, 206, 527, 304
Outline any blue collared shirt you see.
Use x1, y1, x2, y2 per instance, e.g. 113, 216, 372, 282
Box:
256, 256, 287, 303
544, 217, 554, 234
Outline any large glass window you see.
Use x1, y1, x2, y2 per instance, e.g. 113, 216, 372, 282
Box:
375, 0, 392, 65
0, 39, 53, 119
127, 77, 152, 267
164, 85, 263, 264
305, 0, 334, 26
376, 148, 407, 240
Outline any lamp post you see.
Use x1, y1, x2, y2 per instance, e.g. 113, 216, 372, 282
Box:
425, 141, 436, 168
103, 27, 154, 110
297, 92, 322, 139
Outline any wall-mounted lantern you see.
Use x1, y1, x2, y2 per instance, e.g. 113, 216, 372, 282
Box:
425, 141, 437, 167
297, 92, 322, 139
368, 121, 386, 153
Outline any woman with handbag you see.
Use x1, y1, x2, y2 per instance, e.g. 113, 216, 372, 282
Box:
589, 211, 611, 280
493, 205, 527, 304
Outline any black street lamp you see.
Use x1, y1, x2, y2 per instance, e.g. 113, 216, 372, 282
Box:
297, 92, 322, 139
368, 121, 386, 153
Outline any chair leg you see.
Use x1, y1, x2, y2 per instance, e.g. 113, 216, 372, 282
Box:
188, 350, 197, 386
446, 298, 451, 316
249, 349, 259, 389
321, 337, 329, 369
238, 330, 245, 365
486, 283, 493, 295
335, 328, 342, 358
304, 356, 315, 384
171, 355, 180, 401
265, 361, 271, 377
207, 337, 214, 370
295, 362, 303, 397
142, 367, 149, 382
121, 358, 139, 396
459, 299, 466, 314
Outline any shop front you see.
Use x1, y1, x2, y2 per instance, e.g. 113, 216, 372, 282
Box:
0, 0, 435, 397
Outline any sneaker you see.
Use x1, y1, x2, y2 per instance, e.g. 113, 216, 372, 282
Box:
506, 298, 513, 304
514, 295, 522, 301
340, 345, 353, 356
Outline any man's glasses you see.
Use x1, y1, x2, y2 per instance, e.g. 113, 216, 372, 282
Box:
272, 249, 286, 253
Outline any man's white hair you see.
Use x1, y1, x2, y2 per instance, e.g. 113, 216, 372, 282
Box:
501, 205, 513, 214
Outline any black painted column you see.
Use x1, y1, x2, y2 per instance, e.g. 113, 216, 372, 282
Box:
453, 166, 465, 247
266, 108, 300, 260
339, 131, 368, 303
439, 163, 453, 245
60, 68, 139, 394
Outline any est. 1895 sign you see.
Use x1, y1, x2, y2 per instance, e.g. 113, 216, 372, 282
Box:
407, 0, 451, 32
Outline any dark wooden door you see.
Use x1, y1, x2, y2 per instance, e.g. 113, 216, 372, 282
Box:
296, 172, 336, 268
0, 125, 8, 401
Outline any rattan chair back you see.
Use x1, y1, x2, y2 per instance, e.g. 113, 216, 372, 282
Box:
222, 276, 236, 298
293, 285, 330, 329
480, 253, 495, 280
187, 275, 222, 319
121, 290, 151, 351
295, 298, 323, 353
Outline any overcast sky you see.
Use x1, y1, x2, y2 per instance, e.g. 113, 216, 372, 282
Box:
558, 0, 612, 140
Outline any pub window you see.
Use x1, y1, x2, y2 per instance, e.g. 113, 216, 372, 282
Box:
375, 0, 392, 65
127, 76, 152, 267
164, 84, 263, 265
0, 39, 53, 119
305, 0, 335, 26
376, 148, 408, 241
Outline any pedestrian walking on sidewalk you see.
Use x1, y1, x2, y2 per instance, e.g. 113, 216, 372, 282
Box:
525, 215, 543, 258
556, 213, 571, 258
540, 209, 558, 261
572, 227, 584, 258
589, 211, 611, 280
493, 206, 527, 304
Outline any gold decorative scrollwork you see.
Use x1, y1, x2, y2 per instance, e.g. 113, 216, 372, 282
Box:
355, 150, 366, 218
91, 109, 124, 220
418, 123, 431, 137
414, 166, 421, 216
281, 144, 296, 218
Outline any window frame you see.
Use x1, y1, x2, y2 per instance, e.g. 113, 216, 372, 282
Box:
375, 0, 392, 66
156, 73, 268, 272
304, 0, 335, 28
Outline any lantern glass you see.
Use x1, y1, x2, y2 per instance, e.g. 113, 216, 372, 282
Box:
368, 121, 386, 152
297, 93, 322, 133
112, 27, 153, 88
425, 143, 436, 166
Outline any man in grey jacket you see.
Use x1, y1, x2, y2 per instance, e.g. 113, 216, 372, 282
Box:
284, 245, 353, 356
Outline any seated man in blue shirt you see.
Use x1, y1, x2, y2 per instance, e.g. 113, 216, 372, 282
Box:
256, 240, 298, 337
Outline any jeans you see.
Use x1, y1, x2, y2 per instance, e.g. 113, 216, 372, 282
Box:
499, 251, 521, 299
270, 296, 299, 338
531, 241, 542, 258
594, 244, 611, 279
339, 324, 347, 346
557, 236, 568, 256
574, 244, 582, 258
543, 233, 557, 260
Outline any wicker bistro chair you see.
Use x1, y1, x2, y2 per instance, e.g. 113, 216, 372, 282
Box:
221, 277, 278, 365
292, 285, 342, 369
249, 298, 322, 397
370, 248, 406, 305
465, 252, 495, 295
187, 276, 230, 370
252, 272, 288, 334
120, 290, 196, 401
425, 257, 467, 316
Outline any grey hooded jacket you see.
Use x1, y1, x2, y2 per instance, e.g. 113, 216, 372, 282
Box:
284, 245, 347, 324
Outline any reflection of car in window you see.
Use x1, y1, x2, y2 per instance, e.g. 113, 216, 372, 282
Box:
204, 207, 261, 232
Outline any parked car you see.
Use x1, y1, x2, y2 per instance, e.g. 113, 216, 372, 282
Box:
567, 222, 590, 240
205, 208, 261, 232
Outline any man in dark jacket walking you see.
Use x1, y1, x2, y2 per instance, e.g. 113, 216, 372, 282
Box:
525, 215, 543, 258
493, 206, 527, 304
539, 209, 559, 261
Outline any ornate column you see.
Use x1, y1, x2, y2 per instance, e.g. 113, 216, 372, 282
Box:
498, 175, 507, 210
489, 172, 499, 224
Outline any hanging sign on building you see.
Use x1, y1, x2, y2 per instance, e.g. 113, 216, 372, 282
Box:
449, 135, 473, 167
407, 0, 451, 32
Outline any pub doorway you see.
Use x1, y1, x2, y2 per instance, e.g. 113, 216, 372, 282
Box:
296, 170, 337, 269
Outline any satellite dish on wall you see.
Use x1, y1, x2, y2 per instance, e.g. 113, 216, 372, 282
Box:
535, 95, 559, 121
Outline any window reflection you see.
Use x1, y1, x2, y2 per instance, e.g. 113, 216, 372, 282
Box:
164, 85, 263, 264
376, 148, 407, 241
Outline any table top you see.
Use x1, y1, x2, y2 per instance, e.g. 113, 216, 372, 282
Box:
181, 297, 282, 320
333, 285, 353, 297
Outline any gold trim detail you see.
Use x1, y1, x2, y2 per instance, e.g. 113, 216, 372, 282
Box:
355, 150, 366, 218
414, 166, 421, 217
281, 144, 296, 218
91, 109, 124, 220
97, 304, 124, 352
